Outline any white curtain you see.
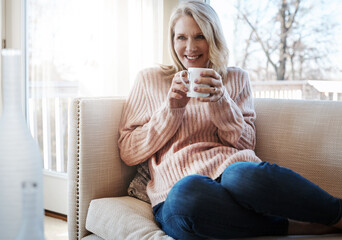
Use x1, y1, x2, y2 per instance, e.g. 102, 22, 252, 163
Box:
26, 0, 164, 172
28, 0, 163, 98
74, 0, 164, 96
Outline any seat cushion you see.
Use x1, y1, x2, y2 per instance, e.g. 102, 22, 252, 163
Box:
82, 234, 105, 240
85, 196, 174, 240
86, 196, 342, 240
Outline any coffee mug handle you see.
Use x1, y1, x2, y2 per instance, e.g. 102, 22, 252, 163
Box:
179, 70, 190, 88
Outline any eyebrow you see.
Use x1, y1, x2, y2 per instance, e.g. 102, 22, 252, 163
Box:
175, 32, 204, 36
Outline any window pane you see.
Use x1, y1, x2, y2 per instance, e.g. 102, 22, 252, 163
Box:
211, 0, 342, 101
26, 0, 163, 173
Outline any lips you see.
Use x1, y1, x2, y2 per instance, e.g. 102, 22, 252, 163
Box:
185, 55, 202, 60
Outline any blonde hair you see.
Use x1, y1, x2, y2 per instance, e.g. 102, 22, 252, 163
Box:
162, 0, 229, 79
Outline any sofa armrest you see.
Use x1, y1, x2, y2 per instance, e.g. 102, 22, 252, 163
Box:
68, 97, 136, 240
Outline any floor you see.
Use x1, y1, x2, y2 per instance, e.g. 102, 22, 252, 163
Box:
44, 216, 68, 240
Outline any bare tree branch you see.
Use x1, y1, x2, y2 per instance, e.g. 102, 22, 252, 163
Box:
240, 11, 278, 72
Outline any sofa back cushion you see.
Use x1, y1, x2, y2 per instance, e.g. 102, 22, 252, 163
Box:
254, 98, 342, 199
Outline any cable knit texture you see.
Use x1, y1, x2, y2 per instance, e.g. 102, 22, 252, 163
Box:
118, 66, 261, 207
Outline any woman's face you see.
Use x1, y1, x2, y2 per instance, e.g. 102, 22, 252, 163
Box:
173, 15, 210, 69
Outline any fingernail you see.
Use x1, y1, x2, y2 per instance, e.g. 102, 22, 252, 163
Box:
194, 87, 198, 91
194, 79, 199, 83
184, 87, 188, 92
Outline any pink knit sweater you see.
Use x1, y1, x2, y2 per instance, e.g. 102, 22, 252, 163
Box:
118, 66, 261, 207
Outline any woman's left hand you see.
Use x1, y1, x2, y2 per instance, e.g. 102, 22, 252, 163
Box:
194, 69, 224, 102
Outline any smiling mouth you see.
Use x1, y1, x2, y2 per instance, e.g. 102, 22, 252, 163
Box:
186, 55, 201, 60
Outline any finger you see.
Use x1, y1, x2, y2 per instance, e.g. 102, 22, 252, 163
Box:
197, 94, 221, 102
173, 75, 188, 85
196, 96, 211, 102
210, 87, 223, 98
193, 86, 216, 94
200, 69, 221, 79
195, 77, 221, 86
169, 91, 185, 100
171, 84, 189, 96
196, 88, 223, 102
174, 77, 189, 85
174, 72, 189, 84
171, 84, 189, 100
173, 78, 184, 84
172, 84, 188, 93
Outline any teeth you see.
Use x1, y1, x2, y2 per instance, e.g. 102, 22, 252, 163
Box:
187, 56, 199, 60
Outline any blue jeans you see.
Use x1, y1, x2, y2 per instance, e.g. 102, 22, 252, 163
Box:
152, 161, 342, 240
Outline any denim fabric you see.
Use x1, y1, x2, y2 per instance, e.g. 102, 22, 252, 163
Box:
152, 161, 342, 240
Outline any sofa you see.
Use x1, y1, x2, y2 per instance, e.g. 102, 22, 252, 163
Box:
68, 97, 342, 240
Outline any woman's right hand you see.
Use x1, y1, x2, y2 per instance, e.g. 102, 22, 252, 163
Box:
168, 72, 190, 108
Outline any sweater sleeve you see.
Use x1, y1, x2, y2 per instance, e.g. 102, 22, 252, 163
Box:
118, 70, 186, 166
207, 69, 256, 150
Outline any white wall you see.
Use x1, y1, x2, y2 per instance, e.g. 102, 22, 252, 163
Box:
0, 0, 24, 115
5, 0, 22, 49
0, 0, 4, 114
163, 0, 178, 65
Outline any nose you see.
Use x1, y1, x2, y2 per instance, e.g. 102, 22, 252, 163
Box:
186, 38, 197, 52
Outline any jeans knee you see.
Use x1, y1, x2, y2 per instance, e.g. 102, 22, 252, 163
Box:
160, 175, 213, 240
168, 174, 211, 212
221, 161, 273, 196
172, 174, 207, 192
162, 214, 202, 240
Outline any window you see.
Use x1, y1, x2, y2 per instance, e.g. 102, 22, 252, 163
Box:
210, 0, 342, 101
26, 0, 163, 174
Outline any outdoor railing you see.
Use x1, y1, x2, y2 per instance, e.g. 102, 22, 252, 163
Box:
27, 80, 342, 173
28, 81, 79, 173
251, 80, 342, 101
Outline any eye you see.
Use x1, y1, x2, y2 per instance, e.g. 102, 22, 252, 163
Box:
176, 35, 186, 40
195, 34, 205, 40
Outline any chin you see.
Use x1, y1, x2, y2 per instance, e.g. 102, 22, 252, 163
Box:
183, 63, 207, 69
182, 59, 209, 69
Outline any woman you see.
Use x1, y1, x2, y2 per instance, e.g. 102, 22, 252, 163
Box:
118, 1, 342, 239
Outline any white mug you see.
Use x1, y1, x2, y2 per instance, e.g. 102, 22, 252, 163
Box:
179, 67, 210, 98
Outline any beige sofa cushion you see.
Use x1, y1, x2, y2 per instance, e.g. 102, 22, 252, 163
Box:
82, 234, 104, 240
86, 196, 342, 240
254, 99, 342, 199
86, 196, 174, 240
